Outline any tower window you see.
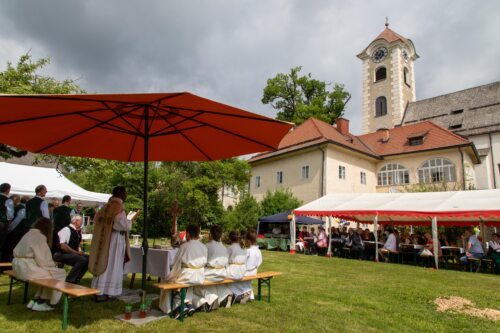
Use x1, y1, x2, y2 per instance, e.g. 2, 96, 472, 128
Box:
375, 67, 387, 82
375, 96, 387, 117
404, 67, 410, 87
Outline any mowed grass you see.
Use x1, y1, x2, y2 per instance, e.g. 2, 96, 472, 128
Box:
0, 251, 499, 333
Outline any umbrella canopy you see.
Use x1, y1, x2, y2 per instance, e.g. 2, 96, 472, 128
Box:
258, 211, 323, 225
0, 93, 291, 161
0, 92, 293, 290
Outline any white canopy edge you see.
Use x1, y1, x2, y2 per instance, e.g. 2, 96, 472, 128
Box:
0, 162, 110, 205
294, 190, 500, 225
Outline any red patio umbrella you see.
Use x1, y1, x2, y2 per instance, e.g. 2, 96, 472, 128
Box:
0, 92, 293, 290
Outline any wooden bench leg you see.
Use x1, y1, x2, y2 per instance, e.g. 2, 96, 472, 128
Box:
179, 288, 186, 322
62, 294, 69, 331
7, 276, 13, 305
129, 273, 136, 289
23, 281, 29, 304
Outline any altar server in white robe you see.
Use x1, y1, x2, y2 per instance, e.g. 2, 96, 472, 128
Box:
159, 224, 207, 316
225, 230, 247, 305
13, 218, 66, 311
193, 224, 230, 310
232, 229, 263, 303
89, 186, 137, 302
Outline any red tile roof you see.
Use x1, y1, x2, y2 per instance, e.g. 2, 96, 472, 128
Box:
358, 121, 471, 156
249, 118, 474, 163
373, 27, 408, 44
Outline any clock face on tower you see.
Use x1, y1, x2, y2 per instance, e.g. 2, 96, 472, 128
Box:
371, 47, 388, 63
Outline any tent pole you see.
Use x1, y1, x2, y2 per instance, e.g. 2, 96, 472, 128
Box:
431, 216, 439, 270
326, 216, 332, 257
290, 214, 296, 254
141, 105, 150, 292
374, 214, 379, 262
479, 218, 486, 245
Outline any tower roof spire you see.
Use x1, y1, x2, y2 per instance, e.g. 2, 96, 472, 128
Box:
385, 17, 389, 27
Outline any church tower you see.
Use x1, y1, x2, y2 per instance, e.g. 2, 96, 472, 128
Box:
357, 20, 418, 134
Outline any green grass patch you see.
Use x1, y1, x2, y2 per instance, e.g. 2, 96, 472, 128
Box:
0, 251, 498, 332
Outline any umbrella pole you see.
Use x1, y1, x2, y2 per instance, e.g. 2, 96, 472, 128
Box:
141, 106, 150, 292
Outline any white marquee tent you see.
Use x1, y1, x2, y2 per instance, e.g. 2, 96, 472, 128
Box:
0, 162, 110, 204
293, 190, 500, 268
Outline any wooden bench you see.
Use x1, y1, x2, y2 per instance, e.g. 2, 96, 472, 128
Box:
4, 270, 100, 330
0, 262, 12, 268
154, 271, 282, 322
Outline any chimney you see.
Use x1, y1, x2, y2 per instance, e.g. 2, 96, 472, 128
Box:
336, 118, 349, 135
380, 128, 390, 142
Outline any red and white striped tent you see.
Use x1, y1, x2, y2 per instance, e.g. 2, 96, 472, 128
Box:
293, 190, 500, 267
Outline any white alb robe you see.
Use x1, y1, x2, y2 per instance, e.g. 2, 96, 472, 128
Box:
231, 245, 262, 298
91, 210, 131, 296
12, 229, 67, 304
159, 239, 207, 314
193, 240, 230, 308
226, 243, 247, 280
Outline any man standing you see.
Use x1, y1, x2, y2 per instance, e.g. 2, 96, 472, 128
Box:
3, 196, 28, 262
71, 202, 85, 225
53, 196, 72, 233
89, 186, 138, 302
25, 185, 49, 228
0, 183, 15, 260
351, 228, 365, 259
53, 215, 89, 284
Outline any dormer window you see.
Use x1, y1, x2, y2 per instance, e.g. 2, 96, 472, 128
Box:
409, 136, 424, 146
375, 67, 387, 82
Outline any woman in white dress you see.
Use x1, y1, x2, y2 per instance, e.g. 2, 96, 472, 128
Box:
13, 217, 67, 311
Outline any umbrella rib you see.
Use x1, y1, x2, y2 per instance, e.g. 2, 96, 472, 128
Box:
0, 92, 187, 106
151, 106, 212, 160
150, 111, 205, 136
151, 124, 206, 137
78, 113, 140, 136
155, 105, 277, 150
0, 106, 113, 126
101, 101, 143, 134
127, 109, 146, 162
34, 104, 145, 154
156, 104, 288, 124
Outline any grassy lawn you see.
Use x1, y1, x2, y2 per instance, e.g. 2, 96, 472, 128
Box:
0, 251, 498, 333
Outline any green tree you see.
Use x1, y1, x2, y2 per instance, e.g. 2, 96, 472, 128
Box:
0, 53, 85, 158
223, 195, 261, 232
262, 66, 351, 125
259, 189, 302, 217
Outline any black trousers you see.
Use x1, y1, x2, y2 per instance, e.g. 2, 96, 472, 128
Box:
53, 252, 89, 284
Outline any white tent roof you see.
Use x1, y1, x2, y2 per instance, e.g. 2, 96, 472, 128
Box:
0, 162, 110, 205
294, 190, 500, 226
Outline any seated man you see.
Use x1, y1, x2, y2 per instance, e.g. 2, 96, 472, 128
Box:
193, 225, 230, 311
296, 226, 309, 253
350, 228, 365, 259
460, 229, 484, 266
378, 228, 397, 262
231, 229, 262, 304
53, 215, 89, 284
159, 224, 207, 318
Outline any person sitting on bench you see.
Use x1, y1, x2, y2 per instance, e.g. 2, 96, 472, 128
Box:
159, 223, 207, 318
226, 230, 247, 305
231, 229, 262, 304
12, 217, 66, 311
53, 215, 89, 284
193, 224, 230, 311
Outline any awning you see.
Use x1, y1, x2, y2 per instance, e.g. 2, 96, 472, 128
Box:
0, 162, 110, 204
259, 211, 323, 225
293, 190, 500, 226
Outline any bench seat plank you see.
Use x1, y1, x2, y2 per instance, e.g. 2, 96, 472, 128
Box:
154, 271, 282, 291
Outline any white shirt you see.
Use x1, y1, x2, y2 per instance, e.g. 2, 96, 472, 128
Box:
8, 205, 25, 232
488, 240, 499, 251
245, 245, 262, 276
58, 224, 78, 245
1, 193, 14, 221
383, 233, 397, 251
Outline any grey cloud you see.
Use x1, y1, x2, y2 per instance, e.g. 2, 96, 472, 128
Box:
0, 0, 499, 134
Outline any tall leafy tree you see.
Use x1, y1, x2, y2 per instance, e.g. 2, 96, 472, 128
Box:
259, 189, 302, 217
0, 53, 85, 158
262, 66, 351, 125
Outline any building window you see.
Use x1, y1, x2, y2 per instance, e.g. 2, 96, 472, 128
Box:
360, 172, 367, 185
339, 166, 346, 180
255, 176, 261, 188
451, 109, 464, 115
404, 67, 410, 86
418, 158, 457, 183
301, 165, 310, 180
377, 164, 410, 186
375, 96, 387, 117
276, 171, 283, 184
409, 136, 424, 146
375, 67, 387, 82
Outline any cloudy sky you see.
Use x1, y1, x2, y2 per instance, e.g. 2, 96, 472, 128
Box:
0, 0, 499, 134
